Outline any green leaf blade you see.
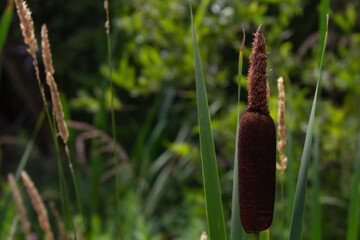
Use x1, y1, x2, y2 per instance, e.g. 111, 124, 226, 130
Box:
231, 29, 246, 240
346, 134, 360, 240
190, 5, 226, 240
0, 0, 13, 55
289, 14, 329, 240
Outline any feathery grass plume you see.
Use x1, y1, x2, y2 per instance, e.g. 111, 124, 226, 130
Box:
276, 77, 287, 177
14, 0, 38, 55
49, 202, 66, 240
200, 231, 208, 240
104, 0, 110, 36
41, 25, 55, 75
41, 25, 69, 145
7, 174, 31, 240
21, 171, 54, 240
238, 25, 276, 233
7, 215, 19, 240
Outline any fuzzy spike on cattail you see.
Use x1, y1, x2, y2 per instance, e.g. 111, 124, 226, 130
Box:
238, 25, 276, 233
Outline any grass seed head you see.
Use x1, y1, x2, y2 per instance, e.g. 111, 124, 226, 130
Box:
276, 77, 287, 175
8, 174, 31, 240
14, 0, 38, 55
21, 171, 54, 240
238, 25, 276, 233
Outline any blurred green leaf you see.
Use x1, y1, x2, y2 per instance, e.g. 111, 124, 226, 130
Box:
191, 4, 227, 240
0, 0, 13, 55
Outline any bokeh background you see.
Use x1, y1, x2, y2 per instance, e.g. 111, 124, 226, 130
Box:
1, 0, 360, 239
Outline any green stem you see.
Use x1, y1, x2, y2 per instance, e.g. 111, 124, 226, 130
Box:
105, 2, 122, 238
253, 232, 260, 240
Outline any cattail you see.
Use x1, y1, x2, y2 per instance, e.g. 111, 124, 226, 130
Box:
276, 77, 287, 177
200, 231, 208, 240
14, 0, 38, 55
21, 171, 54, 240
49, 202, 66, 240
238, 25, 276, 233
41, 26, 69, 145
7, 174, 31, 240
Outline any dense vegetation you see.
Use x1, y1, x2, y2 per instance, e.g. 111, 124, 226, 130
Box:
0, 0, 359, 239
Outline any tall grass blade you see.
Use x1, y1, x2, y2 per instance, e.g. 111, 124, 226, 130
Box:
311, 123, 321, 240
346, 134, 360, 240
286, 126, 295, 218
289, 14, 328, 240
230, 29, 245, 240
0, 0, 13, 55
190, 4, 226, 240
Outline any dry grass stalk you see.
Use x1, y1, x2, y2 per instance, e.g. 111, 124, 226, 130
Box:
41, 25, 69, 145
200, 231, 207, 240
104, 0, 110, 36
49, 202, 67, 240
8, 174, 31, 240
14, 0, 38, 55
276, 77, 287, 176
41, 25, 55, 75
21, 171, 54, 240
46, 73, 69, 144
7, 215, 19, 240
15, 0, 47, 113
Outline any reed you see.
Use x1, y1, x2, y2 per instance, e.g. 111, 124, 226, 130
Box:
238, 25, 276, 234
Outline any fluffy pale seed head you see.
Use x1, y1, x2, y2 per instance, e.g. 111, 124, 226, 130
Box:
46, 73, 69, 144
200, 231, 208, 240
21, 171, 54, 240
247, 25, 268, 114
276, 77, 287, 173
14, 0, 38, 55
104, 0, 110, 36
8, 174, 31, 240
41, 24, 55, 75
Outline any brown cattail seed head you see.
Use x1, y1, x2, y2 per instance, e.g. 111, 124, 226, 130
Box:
238, 25, 276, 233
247, 25, 268, 114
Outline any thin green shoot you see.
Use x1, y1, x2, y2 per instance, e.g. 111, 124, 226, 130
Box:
104, 1, 122, 237
230, 29, 245, 240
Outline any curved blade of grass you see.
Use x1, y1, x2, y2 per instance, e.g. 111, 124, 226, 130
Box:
190, 5, 226, 240
289, 14, 328, 240
230, 29, 245, 240
0, 0, 13, 55
311, 123, 321, 240
346, 133, 360, 240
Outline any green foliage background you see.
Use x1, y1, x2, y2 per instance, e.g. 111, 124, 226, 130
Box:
0, 0, 360, 239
